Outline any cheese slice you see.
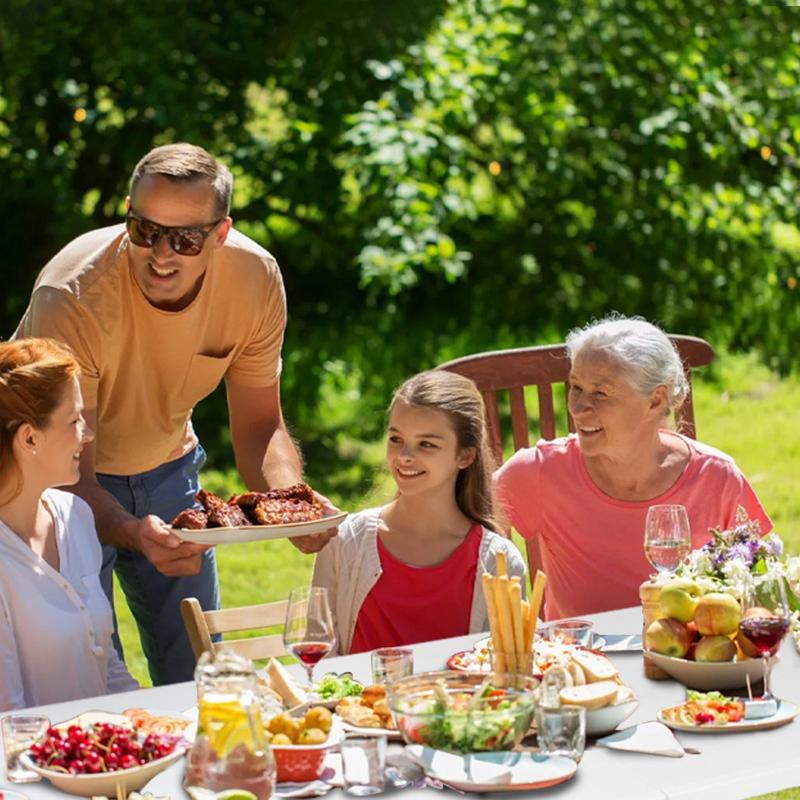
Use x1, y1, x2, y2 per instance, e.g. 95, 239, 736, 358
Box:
266, 657, 308, 708
559, 680, 619, 710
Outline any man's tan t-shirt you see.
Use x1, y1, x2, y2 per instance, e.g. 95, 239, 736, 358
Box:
15, 224, 286, 475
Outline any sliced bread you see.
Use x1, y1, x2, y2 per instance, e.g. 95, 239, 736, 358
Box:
559, 680, 619, 710
570, 649, 618, 683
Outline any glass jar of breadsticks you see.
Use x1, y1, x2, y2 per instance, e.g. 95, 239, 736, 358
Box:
482, 551, 548, 687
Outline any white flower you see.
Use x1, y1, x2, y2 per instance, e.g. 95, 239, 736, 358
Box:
686, 549, 713, 576
719, 558, 752, 599
785, 556, 800, 596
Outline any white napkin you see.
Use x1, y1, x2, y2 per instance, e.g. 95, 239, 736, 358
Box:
596, 722, 685, 757
599, 634, 643, 652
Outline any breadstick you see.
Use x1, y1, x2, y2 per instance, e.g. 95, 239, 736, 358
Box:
522, 599, 534, 658
483, 573, 507, 672
510, 578, 525, 667
528, 570, 547, 644
494, 575, 517, 674
495, 551, 507, 578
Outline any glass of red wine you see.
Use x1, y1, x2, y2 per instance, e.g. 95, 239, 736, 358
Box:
738, 569, 790, 699
283, 586, 336, 689
643, 504, 691, 575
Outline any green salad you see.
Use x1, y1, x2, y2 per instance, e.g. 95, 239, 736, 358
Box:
313, 672, 364, 701
395, 684, 533, 754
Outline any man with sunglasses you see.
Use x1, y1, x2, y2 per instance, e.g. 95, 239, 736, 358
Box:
14, 143, 336, 686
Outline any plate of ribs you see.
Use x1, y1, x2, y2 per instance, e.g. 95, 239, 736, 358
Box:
170, 482, 347, 544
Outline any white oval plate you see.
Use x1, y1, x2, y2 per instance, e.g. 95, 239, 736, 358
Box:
173, 512, 347, 544
645, 650, 778, 691
404, 746, 576, 792
657, 699, 798, 733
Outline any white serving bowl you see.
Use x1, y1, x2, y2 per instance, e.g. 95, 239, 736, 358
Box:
585, 699, 640, 737
645, 651, 778, 691
20, 747, 185, 797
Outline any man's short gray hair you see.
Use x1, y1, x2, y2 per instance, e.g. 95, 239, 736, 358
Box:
565, 314, 689, 411
130, 143, 233, 217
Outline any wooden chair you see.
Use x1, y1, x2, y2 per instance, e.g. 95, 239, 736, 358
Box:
437, 334, 715, 582
181, 597, 288, 663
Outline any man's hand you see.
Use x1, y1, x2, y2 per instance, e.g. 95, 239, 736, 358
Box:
134, 515, 212, 577
289, 491, 342, 554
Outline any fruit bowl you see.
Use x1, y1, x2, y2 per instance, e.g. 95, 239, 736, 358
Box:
20, 747, 185, 797
645, 650, 778, 691
387, 670, 539, 754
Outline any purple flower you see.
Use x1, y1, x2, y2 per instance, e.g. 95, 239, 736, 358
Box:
728, 542, 754, 566
764, 537, 784, 558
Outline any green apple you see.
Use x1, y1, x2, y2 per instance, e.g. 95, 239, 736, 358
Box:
645, 618, 692, 658
658, 578, 702, 623
694, 634, 737, 662
694, 592, 741, 636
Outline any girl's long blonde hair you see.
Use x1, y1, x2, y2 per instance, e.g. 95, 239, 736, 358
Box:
391, 370, 500, 533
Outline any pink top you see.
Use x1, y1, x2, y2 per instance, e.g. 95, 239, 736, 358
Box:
494, 432, 772, 620
349, 523, 482, 654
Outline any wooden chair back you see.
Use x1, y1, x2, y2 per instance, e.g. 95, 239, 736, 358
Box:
437, 334, 714, 585
181, 597, 288, 663
437, 335, 714, 465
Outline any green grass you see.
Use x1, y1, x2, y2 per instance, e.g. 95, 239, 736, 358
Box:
113, 350, 800, 800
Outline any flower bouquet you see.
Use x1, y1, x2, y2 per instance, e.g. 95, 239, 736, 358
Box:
673, 507, 800, 651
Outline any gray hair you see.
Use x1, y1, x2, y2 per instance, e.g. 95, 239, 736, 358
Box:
130, 143, 233, 217
565, 314, 689, 411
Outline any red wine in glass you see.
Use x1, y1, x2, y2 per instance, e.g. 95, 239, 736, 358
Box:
738, 616, 790, 655
284, 586, 336, 688
739, 570, 790, 699
290, 641, 332, 667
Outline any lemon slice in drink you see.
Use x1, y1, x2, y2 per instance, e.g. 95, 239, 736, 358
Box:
198, 698, 266, 757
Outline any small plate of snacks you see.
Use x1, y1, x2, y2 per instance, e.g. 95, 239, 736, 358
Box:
657, 690, 799, 733
335, 685, 402, 739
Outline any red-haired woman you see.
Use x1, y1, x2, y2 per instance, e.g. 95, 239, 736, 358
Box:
0, 338, 137, 710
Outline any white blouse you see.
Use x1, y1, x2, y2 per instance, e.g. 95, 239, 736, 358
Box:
0, 488, 138, 710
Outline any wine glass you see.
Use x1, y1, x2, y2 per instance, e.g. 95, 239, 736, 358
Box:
738, 569, 790, 699
643, 504, 691, 575
283, 586, 336, 689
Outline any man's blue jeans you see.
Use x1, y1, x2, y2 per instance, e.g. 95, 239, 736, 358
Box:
97, 445, 220, 686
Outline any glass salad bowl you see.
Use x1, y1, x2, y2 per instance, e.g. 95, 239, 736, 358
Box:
387, 671, 539, 754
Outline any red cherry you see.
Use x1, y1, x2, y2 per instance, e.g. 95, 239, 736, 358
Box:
67, 759, 85, 774
119, 754, 138, 770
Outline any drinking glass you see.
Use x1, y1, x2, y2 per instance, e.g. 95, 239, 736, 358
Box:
341, 736, 387, 795
283, 586, 336, 688
1, 714, 50, 783
371, 648, 414, 685
643, 504, 691, 574
738, 569, 790, 699
536, 704, 586, 761
545, 619, 594, 648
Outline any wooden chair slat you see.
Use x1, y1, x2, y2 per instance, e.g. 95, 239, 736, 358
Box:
203, 601, 288, 634
482, 390, 503, 465
537, 384, 556, 441
215, 634, 286, 661
509, 387, 530, 451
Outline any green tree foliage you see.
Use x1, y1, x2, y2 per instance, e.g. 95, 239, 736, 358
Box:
2, 0, 798, 489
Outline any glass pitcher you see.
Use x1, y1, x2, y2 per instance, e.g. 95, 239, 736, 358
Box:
185, 649, 275, 800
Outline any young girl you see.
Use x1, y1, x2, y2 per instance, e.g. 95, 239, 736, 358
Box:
312, 370, 526, 655
0, 338, 138, 710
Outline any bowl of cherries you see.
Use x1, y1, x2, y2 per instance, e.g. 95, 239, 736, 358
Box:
21, 717, 186, 797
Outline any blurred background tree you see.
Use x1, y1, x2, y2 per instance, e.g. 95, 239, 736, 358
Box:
2, 0, 798, 503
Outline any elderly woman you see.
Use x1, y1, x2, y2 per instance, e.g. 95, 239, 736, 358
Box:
494, 316, 771, 620
0, 338, 138, 710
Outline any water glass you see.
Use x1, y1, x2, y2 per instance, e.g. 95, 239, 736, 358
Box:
370, 647, 413, 685
341, 736, 387, 796
2, 714, 50, 783
536, 705, 586, 762
545, 619, 594, 648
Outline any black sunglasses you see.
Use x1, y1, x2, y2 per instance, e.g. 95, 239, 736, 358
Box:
125, 211, 224, 256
